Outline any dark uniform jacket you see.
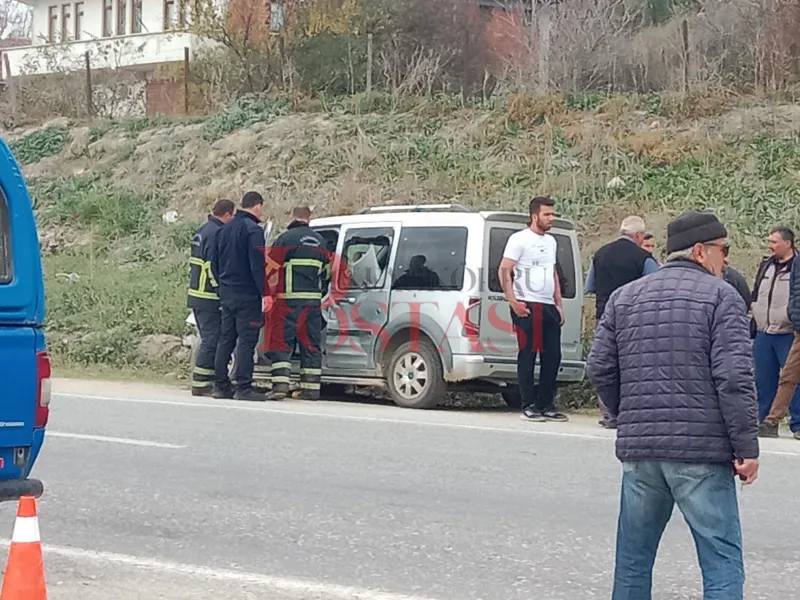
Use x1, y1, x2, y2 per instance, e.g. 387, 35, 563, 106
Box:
592, 237, 652, 320
187, 215, 224, 311
267, 221, 331, 303
209, 210, 266, 300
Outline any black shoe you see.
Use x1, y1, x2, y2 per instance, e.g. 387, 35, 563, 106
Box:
191, 387, 213, 397
520, 406, 546, 422
758, 421, 779, 438
212, 385, 234, 400
233, 388, 268, 402
541, 409, 569, 422
600, 419, 617, 429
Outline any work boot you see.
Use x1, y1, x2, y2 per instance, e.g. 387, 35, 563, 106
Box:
758, 421, 779, 438
212, 384, 234, 400
191, 386, 213, 398
233, 387, 268, 402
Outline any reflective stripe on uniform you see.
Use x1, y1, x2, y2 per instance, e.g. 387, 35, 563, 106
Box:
271, 376, 291, 384
193, 366, 214, 376
269, 361, 292, 371
277, 292, 322, 300
300, 368, 322, 375
188, 289, 219, 300
299, 381, 321, 390
191, 380, 213, 388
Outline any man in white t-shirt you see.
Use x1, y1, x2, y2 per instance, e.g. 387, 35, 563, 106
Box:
498, 196, 568, 422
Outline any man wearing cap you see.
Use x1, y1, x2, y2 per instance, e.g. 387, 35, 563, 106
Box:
587, 210, 759, 599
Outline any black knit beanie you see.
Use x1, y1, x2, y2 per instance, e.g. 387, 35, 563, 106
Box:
666, 211, 728, 254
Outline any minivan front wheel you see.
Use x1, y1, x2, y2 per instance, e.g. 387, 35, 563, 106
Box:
386, 339, 446, 409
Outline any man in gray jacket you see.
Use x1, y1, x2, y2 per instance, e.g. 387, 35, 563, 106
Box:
587, 210, 759, 600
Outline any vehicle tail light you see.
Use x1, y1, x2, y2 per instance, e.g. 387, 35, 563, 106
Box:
35, 351, 51, 429
463, 297, 481, 338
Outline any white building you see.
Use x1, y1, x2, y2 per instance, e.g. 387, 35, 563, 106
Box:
0, 0, 209, 80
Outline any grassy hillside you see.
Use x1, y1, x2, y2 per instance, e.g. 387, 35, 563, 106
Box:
7, 90, 800, 387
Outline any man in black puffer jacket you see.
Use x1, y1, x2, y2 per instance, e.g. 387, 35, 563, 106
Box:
587, 210, 759, 600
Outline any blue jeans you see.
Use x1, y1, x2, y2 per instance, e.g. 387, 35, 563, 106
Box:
613, 461, 744, 600
754, 331, 800, 429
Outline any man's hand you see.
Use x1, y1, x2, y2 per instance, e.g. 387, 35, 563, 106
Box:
262, 296, 274, 313
511, 300, 530, 318
321, 295, 335, 310
734, 458, 759, 485
556, 305, 565, 325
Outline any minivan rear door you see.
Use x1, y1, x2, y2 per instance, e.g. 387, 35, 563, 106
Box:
0, 140, 46, 453
481, 224, 583, 362
0, 140, 44, 325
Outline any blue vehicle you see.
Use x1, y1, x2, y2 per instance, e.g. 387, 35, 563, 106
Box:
0, 138, 49, 501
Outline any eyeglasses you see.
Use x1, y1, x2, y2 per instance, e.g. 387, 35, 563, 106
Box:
704, 241, 730, 256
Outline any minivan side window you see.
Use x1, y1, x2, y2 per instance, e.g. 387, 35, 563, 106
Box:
0, 186, 12, 284
339, 227, 395, 290
487, 228, 576, 299
392, 226, 468, 291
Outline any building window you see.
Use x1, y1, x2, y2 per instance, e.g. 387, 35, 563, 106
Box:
75, 2, 84, 39
117, 0, 127, 34
103, 0, 113, 36
61, 3, 72, 41
164, 0, 176, 29
270, 2, 284, 31
48, 6, 58, 42
132, 0, 143, 32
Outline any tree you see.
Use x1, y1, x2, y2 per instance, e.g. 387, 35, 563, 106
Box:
0, 0, 32, 40
188, 0, 281, 94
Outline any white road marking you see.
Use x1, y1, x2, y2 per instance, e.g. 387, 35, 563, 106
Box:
53, 392, 610, 439
53, 392, 800, 458
47, 432, 186, 449
0, 540, 441, 600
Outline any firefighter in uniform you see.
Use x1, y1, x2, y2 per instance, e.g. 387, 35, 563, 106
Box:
264, 206, 332, 400
187, 199, 236, 396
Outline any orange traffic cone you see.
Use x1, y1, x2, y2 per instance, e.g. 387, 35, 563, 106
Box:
0, 496, 46, 600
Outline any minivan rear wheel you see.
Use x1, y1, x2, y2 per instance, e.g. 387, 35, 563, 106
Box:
386, 339, 446, 409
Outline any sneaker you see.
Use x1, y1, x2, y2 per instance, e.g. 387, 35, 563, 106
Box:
520, 407, 546, 422
541, 409, 569, 422
212, 385, 234, 400
233, 388, 268, 402
758, 421, 779, 438
599, 419, 616, 429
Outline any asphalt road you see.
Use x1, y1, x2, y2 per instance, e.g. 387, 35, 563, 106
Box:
1, 378, 799, 600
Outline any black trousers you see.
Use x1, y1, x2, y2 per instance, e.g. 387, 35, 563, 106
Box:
214, 294, 263, 391
265, 300, 322, 399
192, 308, 221, 391
510, 302, 562, 412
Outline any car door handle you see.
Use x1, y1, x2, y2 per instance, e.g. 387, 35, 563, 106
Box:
341, 297, 356, 304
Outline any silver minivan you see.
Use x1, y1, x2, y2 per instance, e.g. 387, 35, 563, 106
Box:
187, 204, 585, 409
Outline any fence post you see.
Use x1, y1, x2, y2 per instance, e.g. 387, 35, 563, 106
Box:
183, 47, 190, 115
366, 33, 373, 93
84, 51, 94, 117
681, 19, 689, 93
2, 53, 17, 113
537, 1, 552, 94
